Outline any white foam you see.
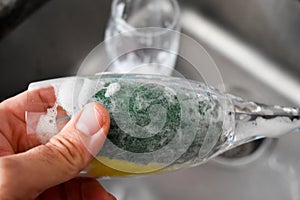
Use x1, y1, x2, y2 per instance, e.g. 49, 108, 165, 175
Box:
105, 83, 121, 97
36, 104, 59, 144
34, 77, 105, 143
77, 79, 100, 110
56, 79, 77, 116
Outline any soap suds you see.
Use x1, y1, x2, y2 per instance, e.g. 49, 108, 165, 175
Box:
36, 104, 59, 144
105, 83, 121, 97
56, 79, 76, 116
34, 78, 105, 143
78, 79, 105, 109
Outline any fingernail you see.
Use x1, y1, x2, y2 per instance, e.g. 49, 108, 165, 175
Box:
76, 103, 101, 136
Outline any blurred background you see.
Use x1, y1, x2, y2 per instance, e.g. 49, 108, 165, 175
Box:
1, 0, 300, 199
1, 0, 300, 101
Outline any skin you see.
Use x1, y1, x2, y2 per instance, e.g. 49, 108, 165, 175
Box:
0, 87, 116, 200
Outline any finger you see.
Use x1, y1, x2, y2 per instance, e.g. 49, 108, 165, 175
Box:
39, 178, 116, 200
63, 178, 82, 200
80, 179, 116, 200
38, 184, 66, 200
0, 87, 58, 153
64, 178, 115, 200
1, 87, 56, 120
0, 103, 110, 200
0, 134, 14, 156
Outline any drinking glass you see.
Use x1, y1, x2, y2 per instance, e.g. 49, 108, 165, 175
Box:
105, 0, 181, 76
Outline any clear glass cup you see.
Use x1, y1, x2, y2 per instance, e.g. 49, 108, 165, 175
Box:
105, 0, 181, 76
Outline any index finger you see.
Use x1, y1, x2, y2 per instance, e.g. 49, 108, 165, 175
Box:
0, 87, 60, 152
1, 87, 57, 121
25, 87, 69, 140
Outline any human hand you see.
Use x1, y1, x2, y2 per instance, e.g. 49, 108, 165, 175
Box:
0, 87, 115, 200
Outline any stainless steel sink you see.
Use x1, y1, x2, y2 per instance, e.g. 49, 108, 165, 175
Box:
1, 0, 300, 199
101, 8, 300, 200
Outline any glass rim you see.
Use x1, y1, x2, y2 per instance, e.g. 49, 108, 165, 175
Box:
110, 0, 181, 36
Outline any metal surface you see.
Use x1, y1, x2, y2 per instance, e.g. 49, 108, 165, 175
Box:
182, 0, 300, 76
102, 9, 300, 200
1, 0, 300, 199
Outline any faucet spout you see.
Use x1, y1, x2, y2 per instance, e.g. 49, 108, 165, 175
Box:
230, 95, 300, 143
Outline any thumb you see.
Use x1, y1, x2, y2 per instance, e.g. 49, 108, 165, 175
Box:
0, 103, 110, 199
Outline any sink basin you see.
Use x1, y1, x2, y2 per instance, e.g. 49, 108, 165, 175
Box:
1, 0, 300, 199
